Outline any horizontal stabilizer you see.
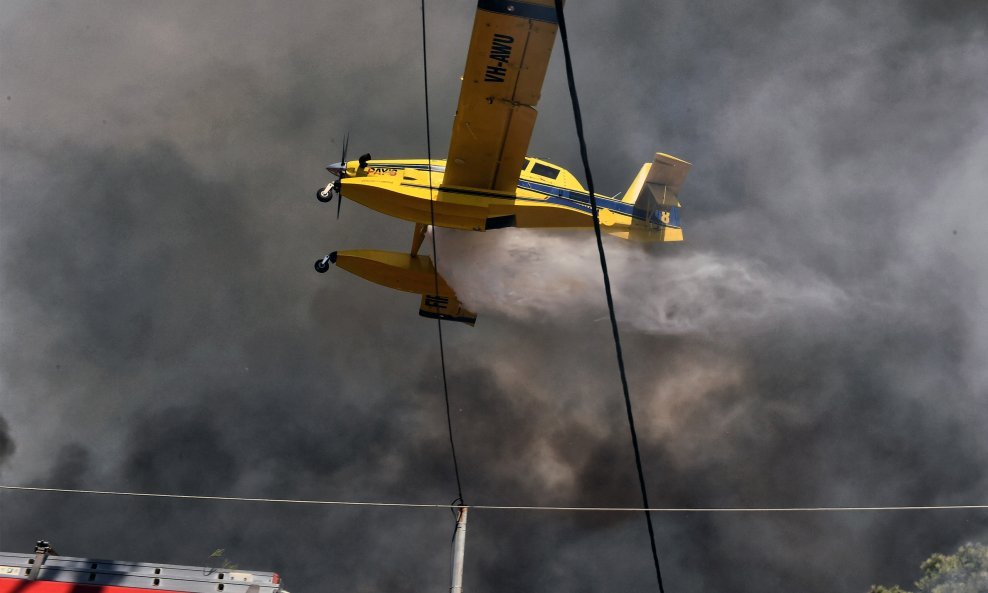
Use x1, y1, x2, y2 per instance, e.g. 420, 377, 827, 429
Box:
330, 249, 477, 326
615, 152, 691, 242
646, 152, 691, 195
622, 152, 691, 208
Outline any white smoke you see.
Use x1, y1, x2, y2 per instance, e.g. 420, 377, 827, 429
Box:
436, 228, 848, 335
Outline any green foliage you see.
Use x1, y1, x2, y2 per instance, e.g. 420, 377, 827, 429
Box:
915, 543, 988, 593
868, 543, 988, 593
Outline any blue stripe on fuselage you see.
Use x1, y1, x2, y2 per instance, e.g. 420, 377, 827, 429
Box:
516, 179, 633, 215
382, 171, 681, 228
517, 180, 682, 228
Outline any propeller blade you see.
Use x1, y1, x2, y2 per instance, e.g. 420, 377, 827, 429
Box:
337, 131, 349, 219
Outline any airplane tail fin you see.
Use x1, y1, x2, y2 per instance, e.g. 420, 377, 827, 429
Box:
611, 152, 691, 242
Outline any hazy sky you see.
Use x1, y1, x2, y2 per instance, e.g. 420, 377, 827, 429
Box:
1, 1, 987, 592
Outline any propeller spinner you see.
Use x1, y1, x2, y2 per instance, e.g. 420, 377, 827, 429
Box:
316, 132, 350, 219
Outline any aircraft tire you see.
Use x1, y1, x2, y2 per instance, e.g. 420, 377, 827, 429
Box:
316, 188, 332, 203
314, 258, 330, 273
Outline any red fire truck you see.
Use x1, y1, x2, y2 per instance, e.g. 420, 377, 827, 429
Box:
1, 542, 284, 593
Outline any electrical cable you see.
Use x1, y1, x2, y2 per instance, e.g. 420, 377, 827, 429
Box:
421, 0, 464, 506
552, 2, 665, 591
3, 486, 986, 513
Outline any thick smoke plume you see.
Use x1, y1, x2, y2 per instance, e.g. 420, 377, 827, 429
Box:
1, 0, 987, 592
0, 416, 14, 468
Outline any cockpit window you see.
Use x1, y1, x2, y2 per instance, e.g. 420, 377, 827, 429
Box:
531, 162, 560, 179
522, 158, 531, 171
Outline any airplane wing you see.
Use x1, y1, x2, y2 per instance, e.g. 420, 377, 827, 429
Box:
442, 0, 559, 193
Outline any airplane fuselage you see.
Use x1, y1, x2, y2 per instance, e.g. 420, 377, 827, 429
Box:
338, 156, 683, 241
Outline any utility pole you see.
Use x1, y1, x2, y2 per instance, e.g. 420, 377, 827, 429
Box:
450, 507, 468, 593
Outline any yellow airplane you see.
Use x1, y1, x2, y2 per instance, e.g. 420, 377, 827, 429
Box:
314, 0, 690, 325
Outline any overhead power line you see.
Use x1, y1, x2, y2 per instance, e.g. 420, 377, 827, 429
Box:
5, 486, 985, 513
421, 0, 464, 506
552, 2, 666, 592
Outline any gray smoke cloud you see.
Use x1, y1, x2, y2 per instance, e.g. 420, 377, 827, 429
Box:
2, 0, 987, 592
439, 229, 850, 334
0, 416, 14, 468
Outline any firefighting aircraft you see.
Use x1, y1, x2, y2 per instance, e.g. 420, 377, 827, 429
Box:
314, 0, 690, 325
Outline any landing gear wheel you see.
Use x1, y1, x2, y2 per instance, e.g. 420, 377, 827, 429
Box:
316, 187, 333, 203
314, 258, 331, 273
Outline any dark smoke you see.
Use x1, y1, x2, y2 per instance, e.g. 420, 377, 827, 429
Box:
0, 416, 14, 467
2, 1, 987, 592
41, 444, 91, 489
